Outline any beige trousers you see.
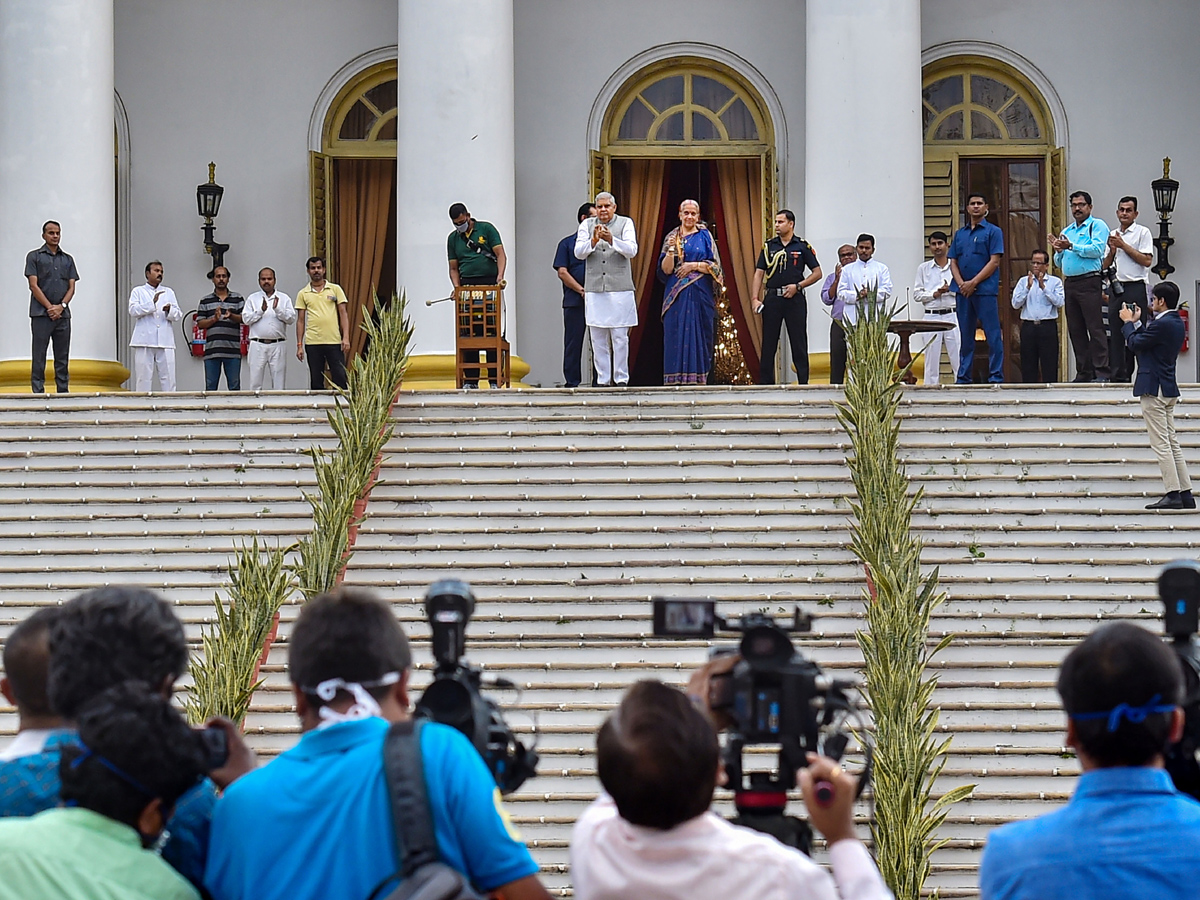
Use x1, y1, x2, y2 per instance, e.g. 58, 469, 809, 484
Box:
1140, 393, 1192, 493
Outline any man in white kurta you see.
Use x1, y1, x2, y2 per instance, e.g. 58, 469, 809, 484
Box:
834, 233, 893, 326
574, 193, 638, 386
128, 260, 183, 391
242, 266, 296, 390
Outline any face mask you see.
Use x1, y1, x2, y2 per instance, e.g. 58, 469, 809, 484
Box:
309, 672, 401, 729
455, 220, 471, 234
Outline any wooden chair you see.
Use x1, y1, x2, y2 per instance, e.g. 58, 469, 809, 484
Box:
454, 285, 510, 388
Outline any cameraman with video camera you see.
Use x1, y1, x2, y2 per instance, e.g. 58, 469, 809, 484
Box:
570, 662, 892, 900
204, 587, 552, 900
979, 621, 1200, 899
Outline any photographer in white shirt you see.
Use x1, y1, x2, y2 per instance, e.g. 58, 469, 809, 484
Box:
571, 663, 892, 900
913, 231, 959, 385
1102, 196, 1154, 382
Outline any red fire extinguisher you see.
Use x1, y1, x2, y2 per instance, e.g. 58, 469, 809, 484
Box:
1180, 305, 1190, 353
183, 310, 205, 358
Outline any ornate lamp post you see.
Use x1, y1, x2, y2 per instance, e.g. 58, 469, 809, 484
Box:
196, 162, 229, 275
1151, 157, 1179, 280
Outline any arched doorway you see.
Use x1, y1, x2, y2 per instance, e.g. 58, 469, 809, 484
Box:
922, 57, 1065, 383
310, 61, 397, 360
592, 60, 776, 385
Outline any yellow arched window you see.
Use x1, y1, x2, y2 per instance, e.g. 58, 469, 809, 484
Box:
310, 61, 397, 359
607, 65, 767, 152
922, 68, 1049, 145
323, 63, 397, 156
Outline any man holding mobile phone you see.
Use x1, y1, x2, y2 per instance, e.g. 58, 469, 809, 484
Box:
1050, 191, 1110, 382
1103, 197, 1153, 382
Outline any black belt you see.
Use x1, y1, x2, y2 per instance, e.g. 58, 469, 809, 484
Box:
927, 308, 955, 315
251, 338, 285, 343
769, 286, 800, 296
1065, 272, 1101, 281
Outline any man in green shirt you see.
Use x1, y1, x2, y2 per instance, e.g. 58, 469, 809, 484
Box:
448, 202, 507, 387
0, 682, 209, 900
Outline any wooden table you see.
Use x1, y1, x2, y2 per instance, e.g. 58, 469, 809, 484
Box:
888, 319, 958, 385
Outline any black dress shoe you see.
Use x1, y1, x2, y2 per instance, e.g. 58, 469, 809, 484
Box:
1147, 492, 1186, 510
1182, 490, 1197, 509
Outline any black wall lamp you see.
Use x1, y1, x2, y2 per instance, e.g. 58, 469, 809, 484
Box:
1151, 157, 1179, 280
196, 162, 229, 275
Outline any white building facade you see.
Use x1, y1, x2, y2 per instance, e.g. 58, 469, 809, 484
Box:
1, 0, 1196, 391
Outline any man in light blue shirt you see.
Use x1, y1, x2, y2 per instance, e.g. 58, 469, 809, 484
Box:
1051, 191, 1111, 381
979, 621, 1200, 900
1011, 249, 1064, 383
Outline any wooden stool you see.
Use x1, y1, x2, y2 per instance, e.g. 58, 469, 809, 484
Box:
454, 285, 510, 388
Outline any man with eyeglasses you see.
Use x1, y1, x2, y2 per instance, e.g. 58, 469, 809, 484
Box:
820, 244, 857, 384
1011, 249, 1064, 383
1051, 191, 1110, 382
1103, 197, 1153, 382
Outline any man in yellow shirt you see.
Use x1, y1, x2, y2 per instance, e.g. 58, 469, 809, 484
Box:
295, 256, 350, 389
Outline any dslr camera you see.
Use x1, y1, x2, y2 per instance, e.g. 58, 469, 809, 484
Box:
1103, 266, 1124, 297
414, 579, 538, 795
1160, 561, 1200, 799
653, 598, 870, 852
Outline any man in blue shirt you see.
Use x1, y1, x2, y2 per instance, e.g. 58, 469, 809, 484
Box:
0, 587, 254, 889
949, 193, 1004, 383
979, 621, 1200, 899
1051, 191, 1111, 381
204, 587, 552, 900
554, 203, 595, 387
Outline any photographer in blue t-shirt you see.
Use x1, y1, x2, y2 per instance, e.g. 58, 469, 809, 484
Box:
204, 588, 552, 900
980, 622, 1200, 899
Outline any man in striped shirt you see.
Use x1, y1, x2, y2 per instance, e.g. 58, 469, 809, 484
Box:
196, 266, 245, 391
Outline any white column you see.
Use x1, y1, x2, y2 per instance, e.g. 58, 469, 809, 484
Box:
0, 0, 123, 390
804, 0, 925, 349
397, 0, 518, 386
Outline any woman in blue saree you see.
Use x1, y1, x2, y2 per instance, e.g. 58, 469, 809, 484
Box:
659, 199, 724, 385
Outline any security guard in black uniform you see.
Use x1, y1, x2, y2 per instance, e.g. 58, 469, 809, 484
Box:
751, 209, 822, 384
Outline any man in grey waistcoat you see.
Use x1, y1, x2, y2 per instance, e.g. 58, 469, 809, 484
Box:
574, 192, 639, 386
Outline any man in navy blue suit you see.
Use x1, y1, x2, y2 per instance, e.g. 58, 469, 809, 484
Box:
1120, 281, 1194, 510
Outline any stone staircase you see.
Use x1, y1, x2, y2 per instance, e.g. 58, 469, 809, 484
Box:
3, 385, 1199, 897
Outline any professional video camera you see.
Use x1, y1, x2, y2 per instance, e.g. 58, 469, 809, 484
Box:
652, 597, 872, 853
414, 579, 538, 795
1159, 561, 1200, 800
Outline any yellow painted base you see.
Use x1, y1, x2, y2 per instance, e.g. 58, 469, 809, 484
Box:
801, 353, 927, 385
401, 353, 532, 390
0, 358, 131, 393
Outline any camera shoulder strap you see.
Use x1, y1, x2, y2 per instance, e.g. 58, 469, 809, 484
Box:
383, 719, 439, 875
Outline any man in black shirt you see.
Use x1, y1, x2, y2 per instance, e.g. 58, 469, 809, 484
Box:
752, 210, 822, 384
24, 221, 79, 393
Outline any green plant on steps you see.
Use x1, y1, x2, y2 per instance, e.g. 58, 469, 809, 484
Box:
184, 536, 296, 726
294, 290, 413, 599
188, 291, 412, 724
835, 287, 974, 899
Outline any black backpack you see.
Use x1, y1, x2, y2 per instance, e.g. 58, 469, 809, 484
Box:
366, 720, 486, 900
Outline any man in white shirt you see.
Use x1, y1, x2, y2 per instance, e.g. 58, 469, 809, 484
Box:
128, 260, 183, 391
834, 233, 893, 327
1103, 196, 1154, 382
913, 231, 959, 385
571, 677, 893, 900
574, 192, 639, 387
1011, 250, 1065, 383
242, 267, 296, 391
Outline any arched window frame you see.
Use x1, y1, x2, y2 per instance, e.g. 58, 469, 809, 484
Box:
602, 59, 772, 159
922, 58, 1054, 148
322, 61, 398, 158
